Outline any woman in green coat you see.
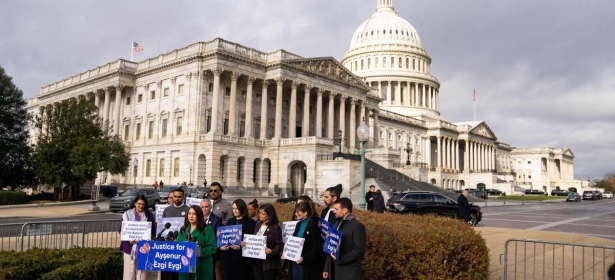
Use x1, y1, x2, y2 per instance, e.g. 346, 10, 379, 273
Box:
177, 205, 217, 280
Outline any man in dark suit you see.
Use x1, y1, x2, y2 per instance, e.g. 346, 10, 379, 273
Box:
365, 185, 375, 211
457, 190, 472, 224
200, 199, 223, 280
323, 197, 366, 280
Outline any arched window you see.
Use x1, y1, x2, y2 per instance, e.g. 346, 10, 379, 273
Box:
354, 61, 357, 71
159, 159, 165, 177
406, 58, 409, 69
413, 58, 416, 70
383, 57, 387, 67
399, 57, 402, 68
375, 57, 379, 68
361, 59, 364, 70
367, 58, 371, 69
173, 157, 180, 177
391, 57, 394, 68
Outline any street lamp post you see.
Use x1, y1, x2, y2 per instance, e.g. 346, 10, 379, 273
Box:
189, 164, 193, 186
357, 117, 370, 210
403, 142, 413, 166
133, 159, 138, 189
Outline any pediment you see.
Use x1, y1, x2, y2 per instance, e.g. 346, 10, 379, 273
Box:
562, 148, 574, 158
282, 57, 372, 91
469, 122, 497, 139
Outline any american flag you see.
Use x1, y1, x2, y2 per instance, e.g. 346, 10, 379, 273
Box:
133, 41, 144, 54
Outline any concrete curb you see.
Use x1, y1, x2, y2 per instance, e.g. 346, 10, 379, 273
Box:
0, 198, 107, 210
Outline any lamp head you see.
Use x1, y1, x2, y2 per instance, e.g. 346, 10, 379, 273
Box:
356, 117, 369, 141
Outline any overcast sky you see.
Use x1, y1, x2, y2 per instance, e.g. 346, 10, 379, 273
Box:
1, 0, 613, 180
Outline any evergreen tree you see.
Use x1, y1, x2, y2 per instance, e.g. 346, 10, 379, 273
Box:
0, 65, 35, 189
32, 98, 130, 200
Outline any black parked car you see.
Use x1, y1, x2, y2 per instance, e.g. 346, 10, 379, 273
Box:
486, 189, 502, 195
386, 191, 482, 226
566, 192, 581, 202
525, 189, 546, 195
550, 189, 569, 196
474, 190, 488, 200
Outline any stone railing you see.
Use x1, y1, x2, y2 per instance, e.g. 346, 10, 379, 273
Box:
378, 110, 426, 127
40, 59, 136, 95
280, 137, 334, 146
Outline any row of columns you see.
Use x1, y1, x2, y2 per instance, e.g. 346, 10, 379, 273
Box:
466, 140, 496, 173
208, 68, 374, 151
373, 81, 439, 110
433, 137, 496, 173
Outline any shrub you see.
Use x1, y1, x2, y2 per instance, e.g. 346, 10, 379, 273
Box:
0, 247, 122, 280
0, 191, 27, 206
272, 203, 489, 280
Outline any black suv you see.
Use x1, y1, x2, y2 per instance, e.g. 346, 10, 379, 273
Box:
486, 189, 502, 195
525, 189, 545, 195
386, 191, 482, 226
550, 189, 569, 196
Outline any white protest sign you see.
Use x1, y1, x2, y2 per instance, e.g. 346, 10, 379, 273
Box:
186, 197, 203, 207
155, 204, 170, 221
121, 221, 152, 241
282, 236, 304, 262
282, 221, 299, 243
242, 234, 267, 260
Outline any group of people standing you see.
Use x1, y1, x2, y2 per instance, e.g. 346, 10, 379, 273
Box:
364, 185, 386, 213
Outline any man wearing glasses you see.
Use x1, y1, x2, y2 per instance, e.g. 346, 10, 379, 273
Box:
209, 182, 231, 225
161, 188, 190, 280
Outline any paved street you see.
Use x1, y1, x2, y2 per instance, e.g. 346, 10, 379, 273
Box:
478, 198, 615, 240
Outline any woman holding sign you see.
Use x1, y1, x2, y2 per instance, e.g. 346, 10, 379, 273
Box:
250, 203, 283, 280
177, 205, 217, 280
221, 199, 256, 280
120, 195, 154, 280
285, 201, 323, 280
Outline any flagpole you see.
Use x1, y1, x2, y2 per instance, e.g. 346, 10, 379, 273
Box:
130, 40, 133, 62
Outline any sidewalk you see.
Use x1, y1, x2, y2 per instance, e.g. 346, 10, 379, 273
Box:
0, 199, 109, 219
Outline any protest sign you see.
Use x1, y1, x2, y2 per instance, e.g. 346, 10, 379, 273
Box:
185, 197, 202, 207
155, 217, 184, 238
282, 221, 299, 243
318, 218, 333, 240
216, 224, 243, 247
242, 234, 266, 260
323, 227, 341, 258
282, 236, 304, 262
155, 204, 169, 221
136, 241, 197, 272
121, 221, 152, 241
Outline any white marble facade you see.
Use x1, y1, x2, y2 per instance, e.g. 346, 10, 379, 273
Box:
26, 0, 586, 196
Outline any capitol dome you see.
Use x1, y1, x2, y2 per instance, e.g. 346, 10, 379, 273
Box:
342, 0, 441, 119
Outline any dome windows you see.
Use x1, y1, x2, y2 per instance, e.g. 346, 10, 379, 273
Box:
391, 57, 394, 68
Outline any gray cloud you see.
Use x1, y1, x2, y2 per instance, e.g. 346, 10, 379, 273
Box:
1, 0, 613, 179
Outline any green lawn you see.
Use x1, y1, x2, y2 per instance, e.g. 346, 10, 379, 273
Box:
495, 195, 565, 201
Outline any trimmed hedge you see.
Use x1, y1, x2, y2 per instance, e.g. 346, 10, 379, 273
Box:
273, 203, 490, 280
0, 191, 55, 206
0, 247, 122, 280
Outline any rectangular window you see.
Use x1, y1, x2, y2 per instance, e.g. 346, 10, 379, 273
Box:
297, 103, 302, 113
176, 117, 183, 135
162, 119, 168, 137
148, 121, 154, 139
125, 97, 131, 106
159, 159, 165, 177
208, 83, 214, 92
206, 116, 211, 132
150, 91, 156, 100
254, 122, 260, 139
239, 119, 245, 137
173, 158, 179, 177
124, 125, 129, 141
283, 99, 289, 107
256, 93, 262, 103
225, 87, 231, 96
241, 90, 247, 100
178, 84, 184, 95
136, 123, 141, 140
223, 119, 229, 135
137, 94, 143, 103
164, 87, 169, 97
145, 160, 151, 177
528, 161, 532, 164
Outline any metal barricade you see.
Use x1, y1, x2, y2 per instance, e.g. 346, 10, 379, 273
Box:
0, 219, 122, 252
501, 238, 615, 279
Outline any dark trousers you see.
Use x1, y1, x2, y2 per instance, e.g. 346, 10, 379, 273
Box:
367, 203, 374, 211
253, 261, 277, 280
160, 271, 179, 280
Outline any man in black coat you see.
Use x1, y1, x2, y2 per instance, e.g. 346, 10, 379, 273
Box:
323, 198, 366, 280
365, 185, 375, 211
457, 190, 472, 224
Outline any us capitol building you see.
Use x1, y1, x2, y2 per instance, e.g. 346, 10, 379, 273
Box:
26, 0, 590, 197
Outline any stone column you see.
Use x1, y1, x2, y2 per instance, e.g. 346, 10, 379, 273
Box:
260, 80, 270, 139
315, 88, 324, 137
327, 93, 335, 139
387, 82, 392, 103
102, 87, 111, 129
414, 83, 419, 106
436, 136, 442, 169
289, 81, 299, 138
302, 85, 312, 137
455, 140, 459, 171
274, 77, 285, 138
373, 109, 379, 148
421, 84, 426, 107
339, 95, 347, 150
378, 82, 383, 99
113, 85, 123, 135
349, 98, 356, 152
229, 72, 240, 136
395, 81, 401, 105
463, 140, 469, 173
244, 76, 256, 138
210, 68, 223, 134
94, 90, 101, 111
469, 141, 474, 172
